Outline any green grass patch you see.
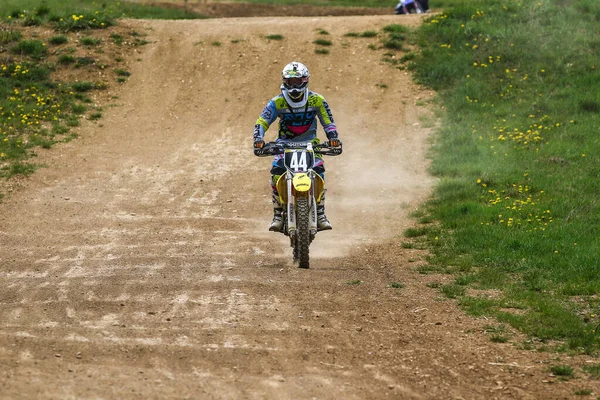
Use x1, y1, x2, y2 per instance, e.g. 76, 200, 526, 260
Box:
404, 226, 430, 238
114, 69, 130, 77
583, 364, 600, 379
313, 38, 332, 46
489, 335, 509, 343
10, 39, 48, 59
0, 29, 22, 44
314, 48, 329, 55
71, 81, 95, 92
110, 32, 123, 45
71, 103, 86, 114
80, 36, 101, 46
57, 54, 74, 64
360, 30, 378, 38
265, 34, 284, 41
88, 111, 102, 121
74, 56, 95, 67
405, 0, 600, 353
48, 34, 68, 45
1, 1, 206, 28
550, 365, 574, 378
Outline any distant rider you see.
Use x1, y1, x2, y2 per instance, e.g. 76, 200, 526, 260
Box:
253, 61, 342, 232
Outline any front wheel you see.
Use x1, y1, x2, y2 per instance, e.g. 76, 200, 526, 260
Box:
295, 196, 311, 269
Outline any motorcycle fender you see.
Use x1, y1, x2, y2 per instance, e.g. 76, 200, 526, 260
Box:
292, 173, 311, 192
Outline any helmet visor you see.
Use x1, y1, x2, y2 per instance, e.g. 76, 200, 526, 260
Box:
283, 76, 308, 89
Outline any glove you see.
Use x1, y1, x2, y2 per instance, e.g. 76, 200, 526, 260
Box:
329, 138, 342, 148
253, 139, 265, 156
327, 131, 341, 148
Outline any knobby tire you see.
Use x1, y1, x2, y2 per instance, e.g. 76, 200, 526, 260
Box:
295, 196, 311, 269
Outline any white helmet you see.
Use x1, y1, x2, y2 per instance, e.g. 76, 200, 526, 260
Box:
281, 61, 310, 108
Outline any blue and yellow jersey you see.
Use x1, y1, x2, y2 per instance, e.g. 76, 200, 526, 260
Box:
254, 91, 337, 143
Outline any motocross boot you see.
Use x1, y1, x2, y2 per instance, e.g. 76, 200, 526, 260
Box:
269, 192, 284, 233
316, 192, 332, 231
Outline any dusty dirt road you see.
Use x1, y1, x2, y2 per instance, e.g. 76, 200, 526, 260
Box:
1, 10, 600, 399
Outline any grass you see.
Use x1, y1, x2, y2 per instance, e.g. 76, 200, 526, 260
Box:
0, 0, 207, 181
216, 0, 463, 8
345, 30, 379, 38
315, 48, 329, 55
114, 69, 131, 77
265, 34, 284, 41
48, 34, 68, 45
583, 364, 600, 379
550, 365, 574, 378
88, 112, 102, 121
403, 0, 600, 353
359, 30, 378, 38
313, 38, 332, 46
80, 36, 101, 46
10, 39, 48, 59
573, 388, 592, 396
0, 0, 207, 23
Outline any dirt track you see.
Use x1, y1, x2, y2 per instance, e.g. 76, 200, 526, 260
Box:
1, 12, 600, 399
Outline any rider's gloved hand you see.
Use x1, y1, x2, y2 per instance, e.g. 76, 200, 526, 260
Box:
254, 139, 265, 149
253, 139, 265, 156
327, 131, 341, 148
329, 138, 342, 148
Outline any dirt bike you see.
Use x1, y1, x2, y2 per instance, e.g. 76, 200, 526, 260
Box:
255, 141, 342, 269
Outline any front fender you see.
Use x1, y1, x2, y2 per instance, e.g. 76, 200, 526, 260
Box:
292, 173, 311, 192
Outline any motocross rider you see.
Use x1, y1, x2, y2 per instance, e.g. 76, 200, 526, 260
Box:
253, 61, 342, 233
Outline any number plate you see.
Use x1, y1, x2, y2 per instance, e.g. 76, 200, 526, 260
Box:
284, 149, 314, 173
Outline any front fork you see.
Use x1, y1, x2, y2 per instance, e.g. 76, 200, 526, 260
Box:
286, 173, 296, 234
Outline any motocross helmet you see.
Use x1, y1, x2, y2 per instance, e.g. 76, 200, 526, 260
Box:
281, 61, 310, 108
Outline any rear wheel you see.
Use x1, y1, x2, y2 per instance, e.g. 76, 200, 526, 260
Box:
295, 196, 311, 269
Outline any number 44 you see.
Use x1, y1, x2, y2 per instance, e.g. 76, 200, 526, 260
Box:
290, 151, 308, 172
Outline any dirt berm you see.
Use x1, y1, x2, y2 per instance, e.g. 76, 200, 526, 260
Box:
1, 10, 599, 400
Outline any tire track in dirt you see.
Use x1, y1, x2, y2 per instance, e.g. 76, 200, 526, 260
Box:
1, 15, 599, 400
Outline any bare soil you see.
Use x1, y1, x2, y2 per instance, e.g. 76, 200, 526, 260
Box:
1, 4, 600, 399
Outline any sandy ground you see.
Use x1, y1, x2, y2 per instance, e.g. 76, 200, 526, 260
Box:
1, 9, 600, 399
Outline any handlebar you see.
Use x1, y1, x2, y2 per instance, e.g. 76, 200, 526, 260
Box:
255, 141, 342, 157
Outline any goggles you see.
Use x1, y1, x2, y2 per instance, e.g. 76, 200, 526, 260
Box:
283, 76, 308, 89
